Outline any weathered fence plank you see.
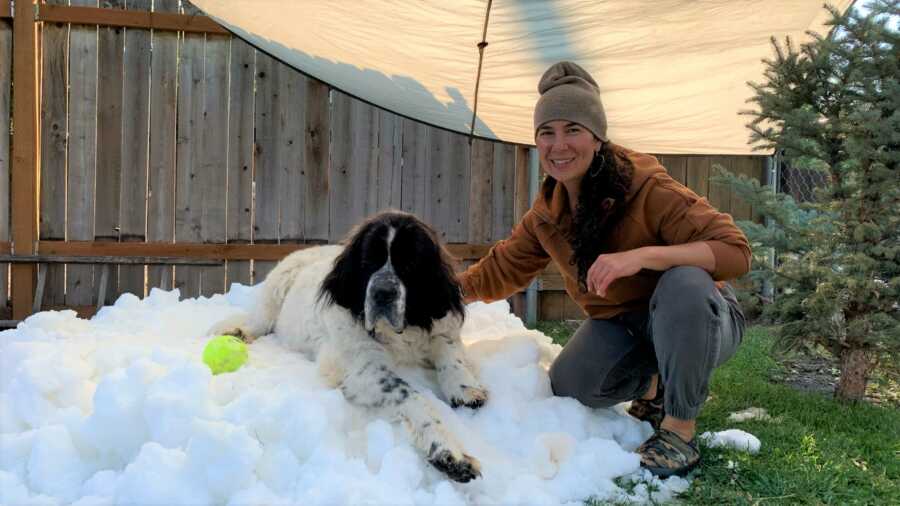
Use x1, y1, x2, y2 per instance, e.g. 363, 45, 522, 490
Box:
427, 128, 452, 240
39, 3, 68, 307
146, 0, 178, 291
514, 146, 531, 221
429, 129, 452, 240
752, 159, 768, 223
685, 155, 711, 199
118, 0, 152, 298
252, 53, 283, 281
304, 81, 331, 241
377, 109, 403, 212
468, 139, 493, 245
359, 103, 379, 227
225, 39, 254, 288
0, 16, 11, 311
539, 291, 566, 321
492, 142, 516, 241
708, 155, 733, 215
276, 64, 306, 243
428, 128, 469, 242
400, 118, 431, 221
174, 16, 204, 297
730, 156, 758, 222
198, 31, 229, 297
67, 0, 100, 307
331, 93, 377, 241
509, 146, 532, 319
94, 0, 124, 304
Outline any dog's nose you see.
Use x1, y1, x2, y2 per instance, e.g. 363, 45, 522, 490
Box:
372, 285, 397, 304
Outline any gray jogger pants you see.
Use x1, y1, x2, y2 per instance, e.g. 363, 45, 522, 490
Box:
548, 266, 745, 420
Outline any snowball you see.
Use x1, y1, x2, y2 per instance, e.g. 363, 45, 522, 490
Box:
530, 432, 576, 479
700, 429, 761, 453
728, 407, 772, 422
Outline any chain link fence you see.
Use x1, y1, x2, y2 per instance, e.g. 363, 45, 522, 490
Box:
759, 157, 830, 304
778, 163, 829, 203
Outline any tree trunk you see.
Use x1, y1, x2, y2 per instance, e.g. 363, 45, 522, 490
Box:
834, 347, 874, 403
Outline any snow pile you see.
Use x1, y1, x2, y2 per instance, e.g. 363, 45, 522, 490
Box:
700, 429, 761, 454
2, 286, 695, 505
727, 407, 771, 423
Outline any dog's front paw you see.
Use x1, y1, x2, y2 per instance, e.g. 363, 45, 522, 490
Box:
428, 444, 482, 483
219, 327, 258, 344
449, 384, 488, 409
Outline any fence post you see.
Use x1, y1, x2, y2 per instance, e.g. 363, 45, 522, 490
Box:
11, 0, 39, 320
525, 147, 539, 327
762, 153, 780, 301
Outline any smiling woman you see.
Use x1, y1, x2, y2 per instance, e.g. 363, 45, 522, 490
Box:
536, 122, 600, 192
457, 61, 751, 478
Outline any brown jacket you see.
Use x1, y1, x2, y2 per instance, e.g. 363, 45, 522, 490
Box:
458, 144, 751, 319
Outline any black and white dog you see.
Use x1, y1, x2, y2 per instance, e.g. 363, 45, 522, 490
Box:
210, 211, 487, 482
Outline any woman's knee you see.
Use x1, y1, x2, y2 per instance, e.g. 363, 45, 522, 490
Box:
548, 356, 596, 403
547, 357, 584, 400
653, 266, 714, 299
549, 348, 652, 408
650, 266, 720, 318
548, 361, 625, 408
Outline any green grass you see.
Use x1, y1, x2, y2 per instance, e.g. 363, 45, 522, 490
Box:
534, 322, 900, 505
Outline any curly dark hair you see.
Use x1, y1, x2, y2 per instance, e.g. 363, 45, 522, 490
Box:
541, 142, 634, 291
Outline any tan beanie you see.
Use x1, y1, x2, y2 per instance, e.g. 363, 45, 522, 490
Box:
533, 61, 608, 142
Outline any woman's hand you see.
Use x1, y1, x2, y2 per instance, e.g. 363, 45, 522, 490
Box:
587, 249, 647, 297
587, 243, 717, 297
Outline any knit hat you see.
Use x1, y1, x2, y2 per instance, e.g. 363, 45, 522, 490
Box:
533, 61, 608, 142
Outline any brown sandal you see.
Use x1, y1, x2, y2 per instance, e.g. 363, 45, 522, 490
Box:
636, 428, 700, 478
627, 381, 664, 430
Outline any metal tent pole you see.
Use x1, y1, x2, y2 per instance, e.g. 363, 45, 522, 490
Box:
525, 148, 540, 326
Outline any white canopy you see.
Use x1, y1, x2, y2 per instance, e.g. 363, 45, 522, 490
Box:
192, 0, 853, 155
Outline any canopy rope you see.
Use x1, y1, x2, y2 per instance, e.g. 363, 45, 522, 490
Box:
468, 0, 493, 143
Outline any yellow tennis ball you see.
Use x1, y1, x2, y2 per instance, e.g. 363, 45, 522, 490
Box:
202, 335, 248, 375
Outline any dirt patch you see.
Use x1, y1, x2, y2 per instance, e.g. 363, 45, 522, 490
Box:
770, 351, 900, 407
772, 354, 840, 396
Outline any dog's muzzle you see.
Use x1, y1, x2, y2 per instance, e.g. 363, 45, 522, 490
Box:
364, 264, 407, 334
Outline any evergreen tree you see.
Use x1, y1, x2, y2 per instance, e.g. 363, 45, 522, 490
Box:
716, 1, 899, 402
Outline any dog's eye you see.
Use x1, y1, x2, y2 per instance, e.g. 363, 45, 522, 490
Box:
360, 237, 388, 269
390, 235, 415, 264
369, 248, 388, 269
394, 256, 414, 275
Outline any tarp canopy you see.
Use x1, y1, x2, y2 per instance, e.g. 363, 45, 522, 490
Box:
192, 0, 854, 155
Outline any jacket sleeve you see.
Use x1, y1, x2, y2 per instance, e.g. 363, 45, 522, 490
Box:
458, 210, 552, 303
646, 178, 752, 281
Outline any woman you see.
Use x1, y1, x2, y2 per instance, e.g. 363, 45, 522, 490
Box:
458, 61, 750, 477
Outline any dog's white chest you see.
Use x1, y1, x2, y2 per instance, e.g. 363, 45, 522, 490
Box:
378, 325, 434, 367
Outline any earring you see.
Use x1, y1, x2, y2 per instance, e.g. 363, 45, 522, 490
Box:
589, 153, 606, 178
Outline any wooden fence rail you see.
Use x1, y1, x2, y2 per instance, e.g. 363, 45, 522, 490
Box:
1, 0, 767, 323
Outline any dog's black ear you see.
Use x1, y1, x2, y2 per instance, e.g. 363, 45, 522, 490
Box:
390, 217, 465, 331
318, 245, 364, 320
318, 216, 389, 321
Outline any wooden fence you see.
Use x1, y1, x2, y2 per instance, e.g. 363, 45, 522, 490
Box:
0, 0, 766, 323
1, 0, 13, 318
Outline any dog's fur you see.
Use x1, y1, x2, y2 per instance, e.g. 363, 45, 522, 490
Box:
210, 211, 487, 482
